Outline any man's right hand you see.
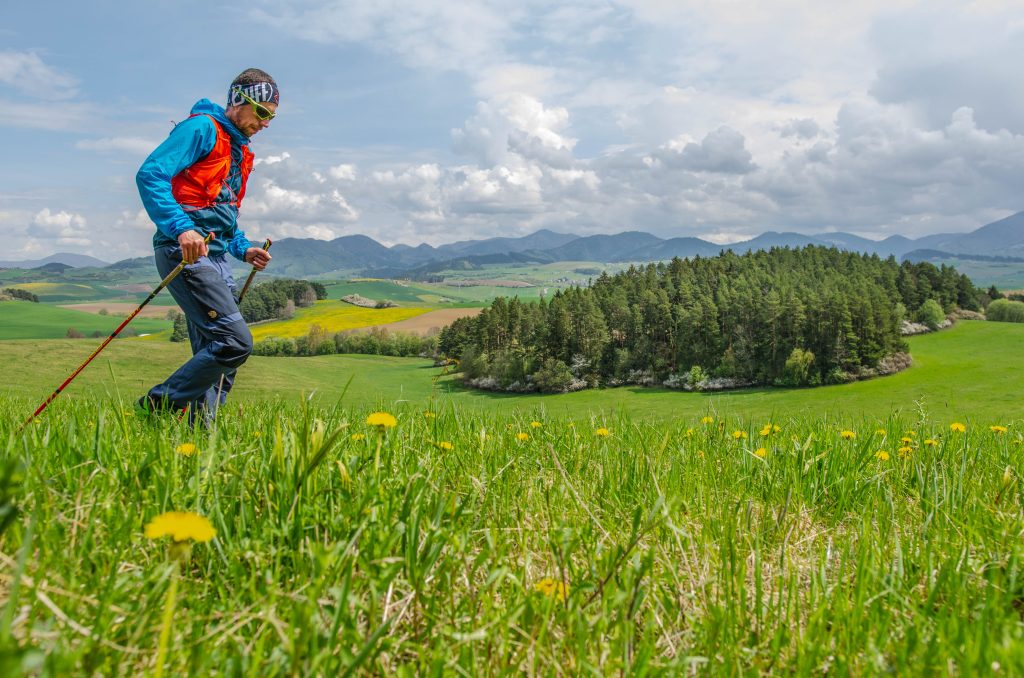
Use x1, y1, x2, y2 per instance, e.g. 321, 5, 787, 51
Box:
178, 230, 208, 263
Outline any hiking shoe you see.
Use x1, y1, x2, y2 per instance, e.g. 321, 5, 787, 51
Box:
134, 395, 188, 421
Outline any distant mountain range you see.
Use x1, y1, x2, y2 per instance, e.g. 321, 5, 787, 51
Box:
0, 252, 110, 269
3, 211, 1022, 277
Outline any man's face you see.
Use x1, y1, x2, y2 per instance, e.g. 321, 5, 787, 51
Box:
227, 101, 278, 138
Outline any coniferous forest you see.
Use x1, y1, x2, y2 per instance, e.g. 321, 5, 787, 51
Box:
438, 246, 980, 392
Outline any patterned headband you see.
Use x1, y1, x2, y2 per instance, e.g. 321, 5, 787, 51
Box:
228, 81, 280, 107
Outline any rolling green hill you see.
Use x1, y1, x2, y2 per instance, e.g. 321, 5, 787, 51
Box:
0, 301, 171, 339
1, 320, 1020, 423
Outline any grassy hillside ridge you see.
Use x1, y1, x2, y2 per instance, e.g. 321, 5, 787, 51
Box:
1, 320, 1021, 422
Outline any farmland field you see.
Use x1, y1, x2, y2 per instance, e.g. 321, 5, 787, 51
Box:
3, 320, 1024, 673
249, 301, 432, 340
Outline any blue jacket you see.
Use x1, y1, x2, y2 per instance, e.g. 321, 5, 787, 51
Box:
137, 99, 254, 260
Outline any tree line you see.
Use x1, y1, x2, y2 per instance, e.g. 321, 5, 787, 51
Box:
252, 325, 437, 358
438, 246, 982, 392
238, 279, 328, 324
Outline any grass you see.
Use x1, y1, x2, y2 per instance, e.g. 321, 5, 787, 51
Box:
0, 301, 172, 339
2, 392, 1023, 673
1, 320, 1021, 423
250, 301, 432, 340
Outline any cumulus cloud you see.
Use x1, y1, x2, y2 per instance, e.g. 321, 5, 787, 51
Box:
30, 208, 90, 246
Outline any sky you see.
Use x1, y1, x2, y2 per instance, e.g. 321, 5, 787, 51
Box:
2, 0, 1024, 262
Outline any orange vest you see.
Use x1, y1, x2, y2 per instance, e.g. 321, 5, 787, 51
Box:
171, 115, 254, 209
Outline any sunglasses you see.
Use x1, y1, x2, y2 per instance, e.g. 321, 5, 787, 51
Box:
233, 87, 276, 121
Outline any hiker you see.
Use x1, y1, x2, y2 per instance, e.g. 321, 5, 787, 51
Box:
135, 68, 277, 424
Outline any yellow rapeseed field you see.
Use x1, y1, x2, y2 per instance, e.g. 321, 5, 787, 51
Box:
250, 301, 432, 340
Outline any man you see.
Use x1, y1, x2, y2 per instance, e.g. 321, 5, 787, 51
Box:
135, 68, 278, 424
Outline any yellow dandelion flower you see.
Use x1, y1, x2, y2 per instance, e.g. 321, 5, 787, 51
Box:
754, 447, 767, 458
366, 412, 397, 429
875, 428, 887, 436
898, 446, 914, 457
950, 422, 966, 433
252, 431, 262, 438
685, 427, 695, 437
840, 430, 856, 440
595, 427, 611, 437
700, 416, 714, 424
144, 511, 215, 543
875, 450, 890, 461
991, 425, 1008, 434
924, 438, 938, 447
731, 430, 748, 440
900, 437, 915, 444
175, 443, 197, 457
530, 421, 542, 428
534, 577, 569, 602
516, 432, 530, 442
904, 430, 917, 437
423, 411, 436, 419
350, 433, 366, 442
759, 424, 773, 436
437, 441, 454, 451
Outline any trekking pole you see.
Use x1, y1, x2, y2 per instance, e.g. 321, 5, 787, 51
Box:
212, 239, 272, 407
238, 239, 272, 304
18, 234, 213, 433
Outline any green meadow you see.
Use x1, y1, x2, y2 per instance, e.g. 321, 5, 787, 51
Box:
3, 320, 1024, 673
0, 302, 172, 340
1, 320, 1021, 422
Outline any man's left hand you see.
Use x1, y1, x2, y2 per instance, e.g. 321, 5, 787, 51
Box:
245, 247, 272, 271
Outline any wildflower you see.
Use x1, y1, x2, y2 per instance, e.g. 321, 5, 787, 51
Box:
900, 437, 915, 445
697, 450, 705, 458
685, 427, 695, 437
840, 430, 856, 440
924, 438, 938, 447
991, 425, 1008, 434
874, 428, 887, 436
423, 411, 436, 419
252, 431, 262, 438
731, 430, 748, 440
144, 511, 215, 543
950, 422, 966, 433
904, 430, 917, 438
437, 441, 454, 451
350, 433, 366, 442
516, 432, 530, 442
595, 427, 611, 437
754, 447, 767, 458
366, 412, 397, 429
530, 421, 543, 429
534, 577, 569, 602
759, 424, 780, 436
875, 450, 890, 461
175, 443, 197, 457
701, 416, 714, 424
898, 446, 914, 457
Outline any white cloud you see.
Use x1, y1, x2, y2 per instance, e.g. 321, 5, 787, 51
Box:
0, 50, 78, 100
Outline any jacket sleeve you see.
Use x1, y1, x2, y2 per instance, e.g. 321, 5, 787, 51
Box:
226, 228, 254, 262
136, 117, 218, 241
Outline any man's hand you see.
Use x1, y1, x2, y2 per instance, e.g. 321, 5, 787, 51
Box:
245, 246, 272, 271
178, 230, 208, 263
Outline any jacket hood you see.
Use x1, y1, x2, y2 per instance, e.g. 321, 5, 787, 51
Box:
190, 99, 250, 145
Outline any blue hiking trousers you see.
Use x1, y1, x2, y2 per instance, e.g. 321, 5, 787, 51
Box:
146, 245, 253, 421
